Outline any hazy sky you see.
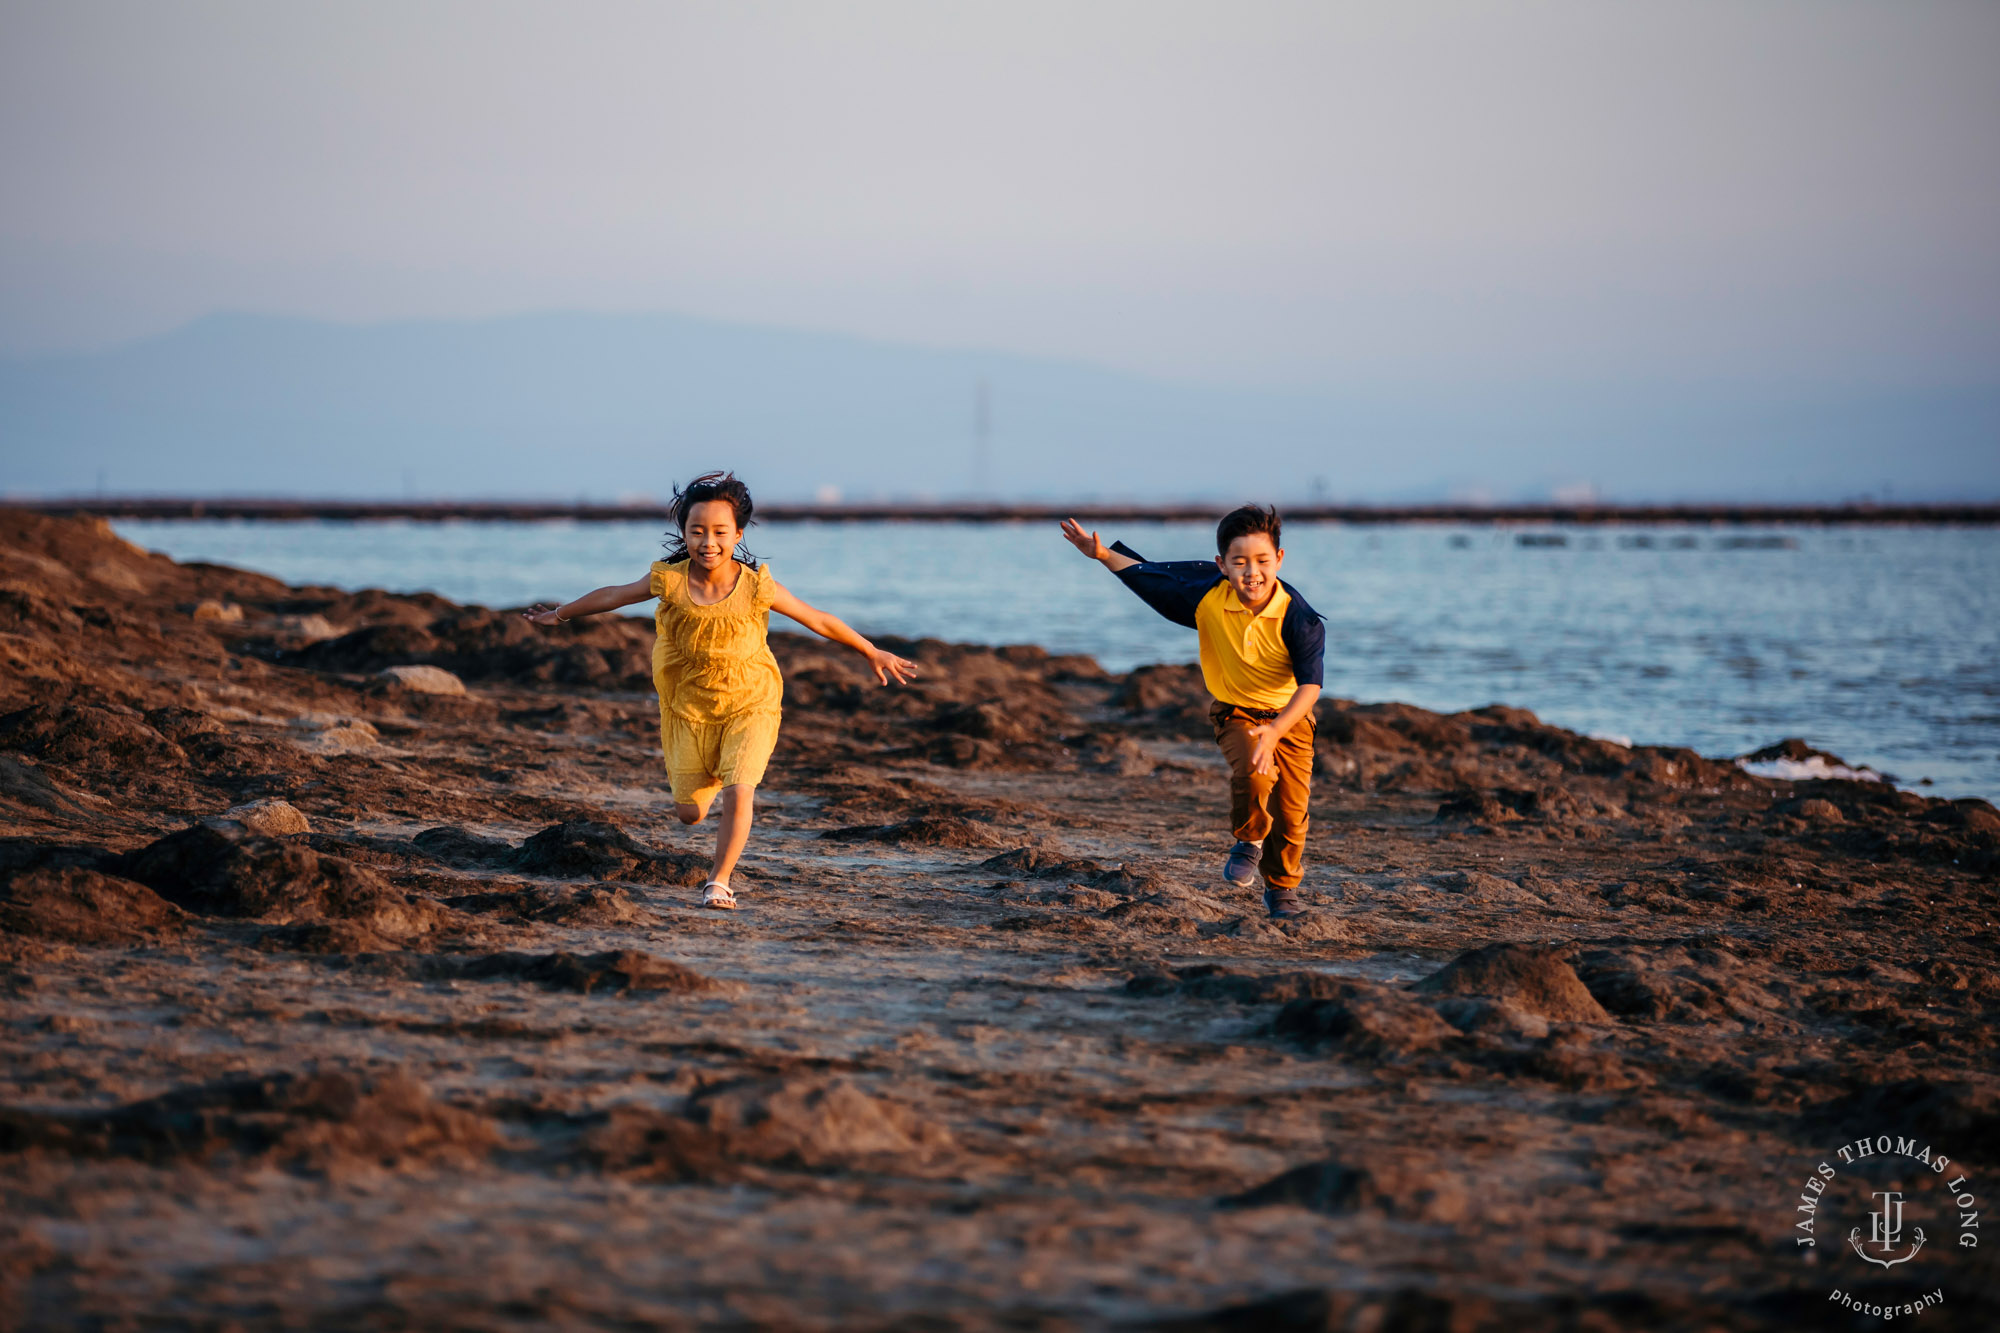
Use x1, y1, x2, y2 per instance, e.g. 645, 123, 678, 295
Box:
2, 0, 1997, 391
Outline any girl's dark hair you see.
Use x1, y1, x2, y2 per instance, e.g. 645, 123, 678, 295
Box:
662, 470, 760, 567
1216, 503, 1282, 554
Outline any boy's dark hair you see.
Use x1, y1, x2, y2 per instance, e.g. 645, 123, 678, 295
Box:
1216, 504, 1282, 555
663, 470, 760, 566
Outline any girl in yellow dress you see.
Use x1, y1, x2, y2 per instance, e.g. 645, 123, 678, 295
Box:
524, 472, 917, 908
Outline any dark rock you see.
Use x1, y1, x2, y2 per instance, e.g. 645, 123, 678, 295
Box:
1803, 1078, 2000, 1153
1572, 946, 1781, 1024
1273, 980, 1455, 1058
1113, 663, 1206, 712
0, 702, 187, 770
0, 837, 118, 879
1150, 1287, 1343, 1333
0, 756, 95, 815
685, 1077, 938, 1167
143, 706, 225, 742
579, 1077, 941, 1183
979, 846, 1117, 879
445, 949, 716, 995
513, 820, 707, 885
0, 1070, 497, 1169
412, 825, 517, 868
0, 867, 188, 944
119, 825, 442, 938
1127, 966, 1351, 1005
286, 622, 441, 673
1927, 798, 2000, 834
1740, 738, 1838, 765
1219, 1156, 1468, 1222
259, 920, 405, 955
1431, 995, 1550, 1041
578, 1105, 736, 1182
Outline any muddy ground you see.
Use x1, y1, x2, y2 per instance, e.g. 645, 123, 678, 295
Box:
0, 510, 1995, 1331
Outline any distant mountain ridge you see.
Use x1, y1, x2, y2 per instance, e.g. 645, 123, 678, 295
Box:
2, 309, 1995, 501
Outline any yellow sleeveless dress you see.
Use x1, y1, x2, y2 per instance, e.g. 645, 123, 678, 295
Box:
648, 558, 784, 805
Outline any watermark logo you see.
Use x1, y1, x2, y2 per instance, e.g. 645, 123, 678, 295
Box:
1789, 1132, 1978, 1321
1852, 1190, 1923, 1269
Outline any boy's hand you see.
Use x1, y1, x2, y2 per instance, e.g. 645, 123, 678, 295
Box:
1246, 722, 1280, 776
1059, 518, 1110, 561
867, 647, 919, 686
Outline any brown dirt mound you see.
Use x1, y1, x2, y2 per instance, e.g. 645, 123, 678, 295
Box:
516, 885, 653, 926
444, 949, 717, 995
513, 820, 707, 885
1572, 946, 1783, 1024
119, 825, 443, 939
580, 1077, 943, 1182
1096, 900, 1198, 936
412, 825, 516, 868
0, 866, 187, 944
1272, 981, 1456, 1059
823, 815, 1008, 849
979, 846, 1110, 879
690, 1077, 933, 1166
0, 1070, 497, 1170
1801, 1078, 2000, 1161
0, 755, 99, 817
1127, 966, 1351, 1005
283, 607, 651, 690
0, 702, 188, 771
1414, 943, 1611, 1023
1066, 731, 1167, 775
1219, 1156, 1469, 1222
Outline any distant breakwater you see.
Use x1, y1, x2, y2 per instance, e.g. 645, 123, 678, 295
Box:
19, 498, 2000, 525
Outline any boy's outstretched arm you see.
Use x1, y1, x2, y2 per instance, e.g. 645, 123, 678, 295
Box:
1059, 518, 1140, 572
768, 584, 918, 686
1061, 517, 1211, 628
522, 574, 654, 626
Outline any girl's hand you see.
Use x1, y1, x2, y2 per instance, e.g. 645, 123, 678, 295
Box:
521, 604, 567, 627
1059, 518, 1110, 561
867, 647, 919, 686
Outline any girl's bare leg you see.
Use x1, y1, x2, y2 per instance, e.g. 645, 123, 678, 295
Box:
673, 794, 714, 826
709, 784, 755, 885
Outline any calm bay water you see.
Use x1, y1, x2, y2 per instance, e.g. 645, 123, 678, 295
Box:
113, 519, 2000, 799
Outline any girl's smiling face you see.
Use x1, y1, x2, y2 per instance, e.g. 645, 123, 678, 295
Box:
681, 499, 742, 573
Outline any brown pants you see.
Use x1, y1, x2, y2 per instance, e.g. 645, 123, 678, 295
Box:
1210, 701, 1315, 890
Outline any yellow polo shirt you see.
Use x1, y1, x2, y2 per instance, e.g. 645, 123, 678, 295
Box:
1195, 581, 1301, 711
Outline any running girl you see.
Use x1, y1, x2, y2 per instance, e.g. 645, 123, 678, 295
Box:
524, 471, 917, 908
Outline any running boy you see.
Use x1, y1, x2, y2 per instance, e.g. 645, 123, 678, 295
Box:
526, 471, 917, 909
1060, 506, 1325, 918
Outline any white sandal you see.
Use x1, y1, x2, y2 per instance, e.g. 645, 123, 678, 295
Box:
700, 880, 738, 910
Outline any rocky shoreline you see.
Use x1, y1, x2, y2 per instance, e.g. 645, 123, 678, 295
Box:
1, 510, 1995, 1330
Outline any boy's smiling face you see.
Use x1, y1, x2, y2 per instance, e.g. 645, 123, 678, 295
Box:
1217, 532, 1283, 609
682, 499, 741, 574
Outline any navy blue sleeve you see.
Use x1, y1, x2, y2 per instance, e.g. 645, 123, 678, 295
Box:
1106, 541, 1220, 629
1279, 582, 1326, 688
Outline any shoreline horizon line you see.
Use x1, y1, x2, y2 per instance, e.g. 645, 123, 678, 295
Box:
19, 498, 2000, 526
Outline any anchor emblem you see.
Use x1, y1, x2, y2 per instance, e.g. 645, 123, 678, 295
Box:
1849, 1190, 1926, 1269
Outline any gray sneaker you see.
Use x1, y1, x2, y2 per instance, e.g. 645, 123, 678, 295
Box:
1264, 888, 1304, 919
1223, 840, 1264, 887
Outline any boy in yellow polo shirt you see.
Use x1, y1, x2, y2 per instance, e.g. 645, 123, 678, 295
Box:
1061, 506, 1325, 918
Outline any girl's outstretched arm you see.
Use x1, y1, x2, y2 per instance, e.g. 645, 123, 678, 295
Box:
768, 584, 917, 686
522, 574, 654, 627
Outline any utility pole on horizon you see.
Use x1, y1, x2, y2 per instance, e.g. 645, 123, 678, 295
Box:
972, 378, 991, 498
